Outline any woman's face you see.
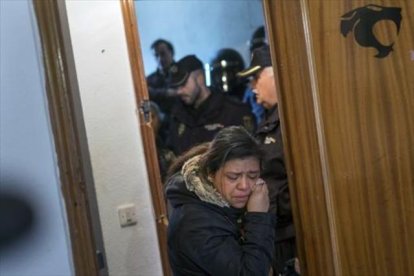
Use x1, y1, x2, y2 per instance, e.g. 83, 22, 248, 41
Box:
212, 157, 261, 208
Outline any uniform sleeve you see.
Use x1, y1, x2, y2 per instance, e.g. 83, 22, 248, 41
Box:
146, 74, 172, 104
224, 97, 257, 133
172, 207, 275, 276
275, 178, 292, 224
260, 124, 292, 223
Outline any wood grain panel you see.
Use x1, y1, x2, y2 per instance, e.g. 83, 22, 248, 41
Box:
306, 1, 414, 275
265, 0, 413, 275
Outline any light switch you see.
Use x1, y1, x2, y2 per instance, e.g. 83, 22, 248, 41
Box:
118, 204, 137, 227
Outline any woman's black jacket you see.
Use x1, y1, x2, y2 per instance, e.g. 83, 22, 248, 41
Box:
166, 174, 276, 276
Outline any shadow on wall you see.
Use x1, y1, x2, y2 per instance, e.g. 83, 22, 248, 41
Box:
0, 177, 35, 250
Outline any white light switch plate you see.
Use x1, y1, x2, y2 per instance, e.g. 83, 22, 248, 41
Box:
118, 204, 137, 227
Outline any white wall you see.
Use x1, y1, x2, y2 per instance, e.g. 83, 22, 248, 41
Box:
135, 0, 265, 75
0, 1, 73, 275
65, 1, 163, 275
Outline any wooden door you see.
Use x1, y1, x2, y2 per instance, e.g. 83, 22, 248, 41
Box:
264, 1, 414, 275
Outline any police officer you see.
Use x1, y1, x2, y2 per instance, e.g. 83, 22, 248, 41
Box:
146, 39, 178, 116
243, 25, 267, 125
238, 45, 298, 276
167, 55, 255, 155
146, 39, 178, 144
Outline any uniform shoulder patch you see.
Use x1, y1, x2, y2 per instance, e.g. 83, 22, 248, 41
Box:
264, 136, 276, 144
178, 123, 186, 137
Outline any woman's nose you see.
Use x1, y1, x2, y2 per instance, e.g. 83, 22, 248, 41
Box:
238, 177, 251, 190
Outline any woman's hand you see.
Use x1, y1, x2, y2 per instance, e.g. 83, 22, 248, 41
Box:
247, 178, 269, 212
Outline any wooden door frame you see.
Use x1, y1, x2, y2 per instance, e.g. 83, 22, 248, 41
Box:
120, 1, 171, 275
32, 1, 107, 275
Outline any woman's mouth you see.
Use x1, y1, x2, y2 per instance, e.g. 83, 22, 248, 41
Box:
233, 195, 249, 201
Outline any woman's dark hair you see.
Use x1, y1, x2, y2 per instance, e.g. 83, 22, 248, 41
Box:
199, 126, 263, 178
168, 126, 263, 179
151, 39, 175, 56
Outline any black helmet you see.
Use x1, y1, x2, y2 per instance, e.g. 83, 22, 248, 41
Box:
210, 48, 246, 99
249, 26, 267, 53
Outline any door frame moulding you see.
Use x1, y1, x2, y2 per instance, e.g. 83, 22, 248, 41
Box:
32, 1, 107, 275
120, 1, 171, 275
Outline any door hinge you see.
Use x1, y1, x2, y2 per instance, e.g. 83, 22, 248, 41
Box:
140, 99, 151, 123
156, 214, 169, 226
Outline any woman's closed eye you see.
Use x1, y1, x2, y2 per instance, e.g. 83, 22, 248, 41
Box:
226, 173, 240, 181
247, 173, 260, 180
225, 172, 260, 181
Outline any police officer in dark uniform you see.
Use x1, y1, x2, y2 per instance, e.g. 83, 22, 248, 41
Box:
238, 45, 298, 276
167, 55, 256, 156
244, 26, 267, 124
146, 39, 178, 116
146, 39, 178, 144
